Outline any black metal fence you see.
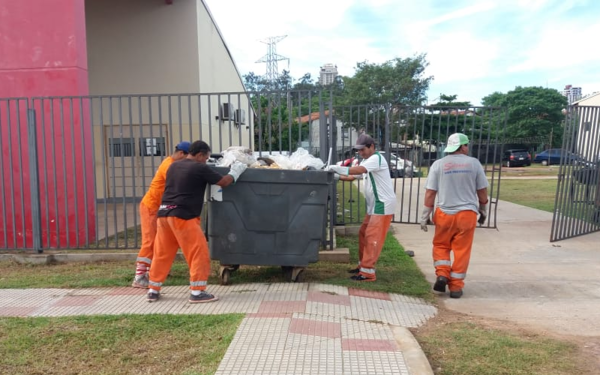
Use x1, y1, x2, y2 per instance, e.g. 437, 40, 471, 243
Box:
1, 91, 507, 251
551, 105, 600, 241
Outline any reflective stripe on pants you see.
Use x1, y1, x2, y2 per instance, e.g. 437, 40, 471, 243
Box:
357, 214, 393, 280
148, 216, 210, 292
432, 208, 476, 291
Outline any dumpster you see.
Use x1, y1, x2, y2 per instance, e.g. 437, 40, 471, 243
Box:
207, 167, 333, 284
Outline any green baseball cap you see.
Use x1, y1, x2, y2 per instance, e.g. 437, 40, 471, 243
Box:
444, 133, 469, 153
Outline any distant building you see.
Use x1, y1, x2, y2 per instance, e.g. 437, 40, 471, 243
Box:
319, 63, 338, 86
562, 84, 583, 104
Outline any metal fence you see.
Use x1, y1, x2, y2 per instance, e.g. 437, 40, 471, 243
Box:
1, 91, 507, 251
551, 105, 600, 241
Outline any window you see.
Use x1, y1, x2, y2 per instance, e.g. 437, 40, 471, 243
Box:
139, 137, 166, 157
109, 138, 134, 157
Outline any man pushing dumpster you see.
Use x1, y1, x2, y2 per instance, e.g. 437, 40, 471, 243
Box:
326, 134, 397, 282
146, 140, 247, 303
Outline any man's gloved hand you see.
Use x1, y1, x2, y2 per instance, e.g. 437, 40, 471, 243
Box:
324, 165, 350, 176
420, 206, 434, 232
228, 162, 247, 183
333, 173, 340, 181
478, 202, 488, 225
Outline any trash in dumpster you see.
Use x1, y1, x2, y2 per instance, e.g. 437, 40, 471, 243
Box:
216, 147, 324, 170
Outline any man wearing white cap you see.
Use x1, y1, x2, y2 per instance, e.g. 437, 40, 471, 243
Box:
420, 133, 489, 298
326, 133, 396, 282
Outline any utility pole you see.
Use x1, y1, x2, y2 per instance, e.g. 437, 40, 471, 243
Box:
255, 35, 290, 84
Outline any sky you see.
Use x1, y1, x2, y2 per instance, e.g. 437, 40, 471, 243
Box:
203, 0, 600, 106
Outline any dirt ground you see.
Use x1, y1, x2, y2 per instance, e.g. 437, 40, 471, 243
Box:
411, 303, 600, 375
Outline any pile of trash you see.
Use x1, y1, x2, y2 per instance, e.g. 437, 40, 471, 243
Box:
215, 146, 325, 170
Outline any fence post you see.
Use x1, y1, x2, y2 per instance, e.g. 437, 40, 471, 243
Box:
27, 108, 43, 253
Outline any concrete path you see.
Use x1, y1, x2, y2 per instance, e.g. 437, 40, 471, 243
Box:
396, 200, 600, 337
0, 283, 436, 375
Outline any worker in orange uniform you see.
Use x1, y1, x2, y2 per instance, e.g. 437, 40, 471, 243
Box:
146, 140, 247, 303
132, 141, 191, 288
420, 133, 489, 298
326, 134, 397, 282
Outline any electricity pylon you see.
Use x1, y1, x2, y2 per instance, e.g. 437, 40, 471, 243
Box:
255, 35, 289, 83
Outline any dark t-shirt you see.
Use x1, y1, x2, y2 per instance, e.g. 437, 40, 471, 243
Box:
158, 159, 223, 219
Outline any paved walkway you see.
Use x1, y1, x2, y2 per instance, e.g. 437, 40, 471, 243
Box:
0, 283, 436, 375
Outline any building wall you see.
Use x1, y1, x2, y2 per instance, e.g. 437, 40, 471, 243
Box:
86, 0, 253, 199
0, 0, 94, 248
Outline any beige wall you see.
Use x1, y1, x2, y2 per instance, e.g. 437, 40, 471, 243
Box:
86, 0, 254, 199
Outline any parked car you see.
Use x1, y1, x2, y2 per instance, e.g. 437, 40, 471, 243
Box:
502, 149, 531, 168
533, 149, 580, 166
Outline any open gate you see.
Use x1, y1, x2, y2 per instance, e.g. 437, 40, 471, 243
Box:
551, 105, 600, 241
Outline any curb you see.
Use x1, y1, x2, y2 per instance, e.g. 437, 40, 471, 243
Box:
392, 326, 434, 375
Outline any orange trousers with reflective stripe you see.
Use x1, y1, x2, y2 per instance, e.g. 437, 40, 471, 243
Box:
148, 217, 210, 292
358, 214, 393, 280
136, 202, 158, 266
432, 208, 477, 291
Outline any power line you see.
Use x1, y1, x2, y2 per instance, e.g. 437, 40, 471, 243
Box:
255, 35, 290, 83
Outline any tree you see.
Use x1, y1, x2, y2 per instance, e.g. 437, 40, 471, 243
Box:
482, 86, 567, 147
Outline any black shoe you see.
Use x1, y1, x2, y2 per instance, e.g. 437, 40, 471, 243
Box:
189, 291, 219, 304
450, 290, 463, 299
433, 276, 448, 293
347, 268, 360, 274
147, 291, 160, 302
350, 274, 375, 282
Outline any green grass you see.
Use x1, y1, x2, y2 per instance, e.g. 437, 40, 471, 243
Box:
0, 314, 243, 375
498, 179, 558, 212
336, 180, 367, 224
417, 322, 585, 375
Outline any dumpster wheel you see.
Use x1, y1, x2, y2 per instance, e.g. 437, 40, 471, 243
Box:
219, 265, 239, 285
282, 266, 305, 282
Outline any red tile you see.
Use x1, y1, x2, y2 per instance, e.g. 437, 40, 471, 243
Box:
0, 307, 38, 317
257, 301, 306, 314
342, 339, 398, 352
348, 288, 391, 301
289, 318, 341, 338
52, 296, 99, 307
307, 291, 351, 306
247, 313, 292, 318
108, 287, 148, 296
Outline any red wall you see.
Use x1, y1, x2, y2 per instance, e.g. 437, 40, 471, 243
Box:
0, 0, 95, 248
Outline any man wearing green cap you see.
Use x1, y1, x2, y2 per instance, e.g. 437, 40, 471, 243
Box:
419, 133, 489, 298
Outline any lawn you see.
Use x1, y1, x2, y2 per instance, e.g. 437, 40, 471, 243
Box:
498, 179, 558, 212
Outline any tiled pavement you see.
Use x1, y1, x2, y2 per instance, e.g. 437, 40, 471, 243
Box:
0, 283, 437, 374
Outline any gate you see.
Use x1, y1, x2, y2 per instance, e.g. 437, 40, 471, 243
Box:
0, 90, 506, 251
551, 105, 600, 241
327, 104, 506, 228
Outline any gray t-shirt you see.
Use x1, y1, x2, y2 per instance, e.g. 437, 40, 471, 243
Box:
425, 154, 488, 215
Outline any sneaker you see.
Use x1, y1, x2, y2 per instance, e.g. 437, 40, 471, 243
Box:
450, 290, 463, 299
132, 274, 149, 289
347, 268, 360, 274
433, 276, 448, 293
350, 274, 376, 282
147, 291, 160, 302
189, 291, 219, 304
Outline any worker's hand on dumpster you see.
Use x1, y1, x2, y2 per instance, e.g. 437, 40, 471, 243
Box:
478, 202, 488, 225
228, 162, 247, 183
420, 206, 434, 232
325, 165, 350, 176
333, 173, 340, 181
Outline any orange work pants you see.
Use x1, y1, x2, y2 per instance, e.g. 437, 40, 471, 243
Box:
357, 214, 393, 280
432, 208, 477, 291
148, 217, 210, 292
136, 202, 158, 266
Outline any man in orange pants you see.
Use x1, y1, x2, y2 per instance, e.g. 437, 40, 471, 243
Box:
326, 134, 396, 282
420, 133, 489, 298
132, 141, 191, 288
147, 140, 246, 303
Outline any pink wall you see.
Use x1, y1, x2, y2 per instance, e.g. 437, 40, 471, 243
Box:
0, 0, 95, 248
